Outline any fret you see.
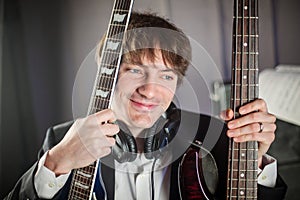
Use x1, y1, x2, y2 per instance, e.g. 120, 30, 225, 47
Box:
233, 16, 258, 19
229, 148, 257, 151
231, 83, 258, 86
96, 85, 114, 91
227, 187, 257, 190
232, 68, 258, 71
231, 169, 257, 172
113, 8, 131, 12
230, 159, 257, 162
228, 178, 257, 181
108, 23, 127, 28
226, 196, 256, 199
233, 34, 258, 37
233, 52, 258, 55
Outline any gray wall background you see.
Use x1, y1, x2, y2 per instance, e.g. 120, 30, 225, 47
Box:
1, 0, 299, 198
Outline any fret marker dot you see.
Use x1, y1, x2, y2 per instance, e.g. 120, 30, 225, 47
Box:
243, 42, 248, 47
240, 173, 245, 177
244, 6, 248, 10
243, 75, 247, 79
240, 190, 245, 195
241, 153, 245, 157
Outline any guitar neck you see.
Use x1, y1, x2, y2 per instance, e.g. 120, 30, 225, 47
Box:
68, 0, 134, 199
227, 0, 259, 199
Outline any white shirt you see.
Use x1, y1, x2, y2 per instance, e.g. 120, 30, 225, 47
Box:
34, 151, 277, 199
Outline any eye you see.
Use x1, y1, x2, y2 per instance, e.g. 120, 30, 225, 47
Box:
163, 75, 173, 80
129, 68, 141, 74
161, 74, 176, 81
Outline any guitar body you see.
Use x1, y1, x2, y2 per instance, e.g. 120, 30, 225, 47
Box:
179, 143, 218, 200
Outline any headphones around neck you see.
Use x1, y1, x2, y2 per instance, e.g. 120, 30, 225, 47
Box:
112, 103, 181, 163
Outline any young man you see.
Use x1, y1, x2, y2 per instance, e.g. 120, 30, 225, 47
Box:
5, 12, 286, 200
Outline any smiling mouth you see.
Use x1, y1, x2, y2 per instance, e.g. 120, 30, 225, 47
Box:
130, 99, 159, 111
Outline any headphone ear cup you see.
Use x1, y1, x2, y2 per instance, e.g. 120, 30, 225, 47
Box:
112, 131, 137, 163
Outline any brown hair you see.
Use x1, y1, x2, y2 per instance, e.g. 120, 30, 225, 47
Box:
97, 12, 192, 84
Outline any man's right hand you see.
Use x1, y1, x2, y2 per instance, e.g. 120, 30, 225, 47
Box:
44, 109, 119, 176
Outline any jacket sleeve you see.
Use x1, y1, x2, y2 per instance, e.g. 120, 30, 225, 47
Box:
4, 121, 73, 200
258, 174, 287, 200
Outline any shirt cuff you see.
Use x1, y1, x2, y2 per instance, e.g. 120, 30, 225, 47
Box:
257, 154, 277, 188
34, 151, 71, 199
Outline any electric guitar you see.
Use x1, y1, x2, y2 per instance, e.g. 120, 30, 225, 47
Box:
179, 0, 259, 199
67, 0, 134, 199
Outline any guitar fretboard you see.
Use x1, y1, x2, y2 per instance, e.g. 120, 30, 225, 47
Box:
68, 0, 134, 199
227, 0, 259, 199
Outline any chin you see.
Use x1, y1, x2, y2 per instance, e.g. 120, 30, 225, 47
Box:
131, 115, 158, 129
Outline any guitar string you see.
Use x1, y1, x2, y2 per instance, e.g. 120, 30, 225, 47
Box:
254, 0, 259, 196
237, 0, 245, 198
246, 0, 250, 198
228, 0, 239, 199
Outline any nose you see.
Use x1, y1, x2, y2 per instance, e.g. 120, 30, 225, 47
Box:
137, 83, 157, 99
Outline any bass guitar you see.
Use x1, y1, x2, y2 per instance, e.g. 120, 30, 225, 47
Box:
179, 0, 260, 199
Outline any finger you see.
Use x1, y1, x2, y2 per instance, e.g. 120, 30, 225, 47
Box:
239, 99, 268, 115
100, 123, 120, 136
105, 137, 116, 146
227, 122, 277, 138
220, 109, 234, 121
232, 131, 275, 146
94, 109, 117, 124
228, 112, 276, 129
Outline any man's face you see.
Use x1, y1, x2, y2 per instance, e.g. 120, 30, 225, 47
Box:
111, 51, 178, 135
